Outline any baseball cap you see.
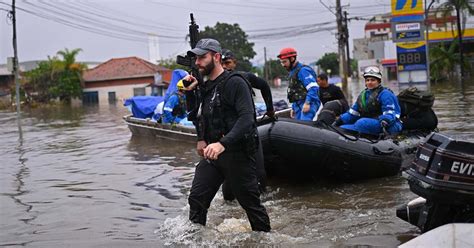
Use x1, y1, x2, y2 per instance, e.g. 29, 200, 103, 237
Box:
221, 49, 236, 61
187, 38, 222, 56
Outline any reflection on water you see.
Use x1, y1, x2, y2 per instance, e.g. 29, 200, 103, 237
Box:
0, 79, 473, 247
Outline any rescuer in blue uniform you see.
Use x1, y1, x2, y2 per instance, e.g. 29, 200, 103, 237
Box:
278, 47, 320, 121
334, 66, 402, 135
162, 80, 187, 124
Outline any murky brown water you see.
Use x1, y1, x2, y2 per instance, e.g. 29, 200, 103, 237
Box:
1, 79, 473, 247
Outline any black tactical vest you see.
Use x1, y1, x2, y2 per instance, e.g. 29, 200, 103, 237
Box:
171, 93, 186, 117
202, 72, 258, 153
287, 65, 310, 103
356, 85, 384, 118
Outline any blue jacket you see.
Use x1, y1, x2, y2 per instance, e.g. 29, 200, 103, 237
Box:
289, 62, 320, 108
162, 93, 186, 124
341, 87, 401, 126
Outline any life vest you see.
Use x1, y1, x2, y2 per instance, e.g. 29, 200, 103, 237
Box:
356, 85, 384, 118
287, 65, 311, 103
171, 93, 186, 117
203, 71, 258, 153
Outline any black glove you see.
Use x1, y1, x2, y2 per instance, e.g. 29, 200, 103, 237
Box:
333, 118, 343, 127
380, 119, 389, 128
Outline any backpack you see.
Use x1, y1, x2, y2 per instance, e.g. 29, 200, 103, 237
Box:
397, 87, 435, 110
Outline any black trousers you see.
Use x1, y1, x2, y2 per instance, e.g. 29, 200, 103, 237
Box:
188, 149, 271, 232
222, 138, 266, 201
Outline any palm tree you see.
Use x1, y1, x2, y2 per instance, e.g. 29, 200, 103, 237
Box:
437, 0, 474, 78
57, 48, 83, 70
430, 40, 460, 82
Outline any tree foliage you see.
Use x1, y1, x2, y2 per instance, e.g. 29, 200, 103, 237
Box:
24, 48, 85, 103
199, 22, 256, 72
316, 52, 339, 76
428, 40, 472, 81
263, 59, 288, 80
435, 0, 474, 77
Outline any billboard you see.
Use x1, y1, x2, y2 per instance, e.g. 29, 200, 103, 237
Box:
391, 0, 424, 16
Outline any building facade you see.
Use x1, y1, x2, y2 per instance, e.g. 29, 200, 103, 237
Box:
82, 57, 171, 105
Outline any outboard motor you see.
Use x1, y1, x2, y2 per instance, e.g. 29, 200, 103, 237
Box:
396, 133, 474, 233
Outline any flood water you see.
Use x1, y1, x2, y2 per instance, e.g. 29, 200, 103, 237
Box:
1, 79, 473, 247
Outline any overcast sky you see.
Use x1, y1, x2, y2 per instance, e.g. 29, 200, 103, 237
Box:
0, 0, 392, 66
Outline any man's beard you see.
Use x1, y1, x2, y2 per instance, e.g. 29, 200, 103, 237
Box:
199, 58, 215, 76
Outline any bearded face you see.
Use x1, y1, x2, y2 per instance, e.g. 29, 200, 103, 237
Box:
196, 53, 216, 76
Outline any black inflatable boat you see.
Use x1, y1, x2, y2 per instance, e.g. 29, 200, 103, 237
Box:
258, 118, 429, 180
396, 133, 474, 232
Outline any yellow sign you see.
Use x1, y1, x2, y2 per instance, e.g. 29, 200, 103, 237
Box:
429, 29, 474, 41
397, 40, 426, 49
391, 0, 424, 16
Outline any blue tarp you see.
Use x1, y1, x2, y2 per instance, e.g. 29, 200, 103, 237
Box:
123, 69, 188, 119
124, 96, 164, 119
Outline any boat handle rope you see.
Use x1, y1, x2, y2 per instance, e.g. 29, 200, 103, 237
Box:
322, 120, 386, 144
322, 121, 360, 142
372, 146, 395, 155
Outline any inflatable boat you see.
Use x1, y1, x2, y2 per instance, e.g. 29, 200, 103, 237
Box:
258, 118, 429, 180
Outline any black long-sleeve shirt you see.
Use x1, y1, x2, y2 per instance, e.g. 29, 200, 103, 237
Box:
243, 72, 274, 112
187, 71, 256, 148
318, 84, 347, 105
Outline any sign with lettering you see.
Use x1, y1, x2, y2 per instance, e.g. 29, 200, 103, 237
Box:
392, 21, 424, 42
395, 22, 420, 31
391, 0, 424, 16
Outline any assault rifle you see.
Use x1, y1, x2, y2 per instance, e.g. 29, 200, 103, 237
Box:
177, 13, 202, 122
176, 13, 202, 87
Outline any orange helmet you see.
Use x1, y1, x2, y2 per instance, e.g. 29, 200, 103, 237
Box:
277, 47, 297, 59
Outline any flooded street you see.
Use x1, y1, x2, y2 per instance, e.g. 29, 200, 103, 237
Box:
1, 80, 473, 247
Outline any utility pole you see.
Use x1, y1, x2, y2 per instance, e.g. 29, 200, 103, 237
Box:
336, 0, 348, 91
425, 0, 435, 88
344, 11, 351, 78
264, 47, 268, 81
454, 5, 464, 79
11, 0, 23, 139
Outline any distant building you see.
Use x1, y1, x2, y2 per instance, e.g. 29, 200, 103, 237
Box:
353, 13, 397, 82
0, 67, 14, 106
352, 10, 474, 82
82, 56, 171, 105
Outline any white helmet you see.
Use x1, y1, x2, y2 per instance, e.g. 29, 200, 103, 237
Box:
363, 66, 382, 80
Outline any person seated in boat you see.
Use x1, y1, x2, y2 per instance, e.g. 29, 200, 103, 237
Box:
162, 80, 187, 124
278, 47, 321, 121
315, 73, 349, 124
333, 66, 402, 136
222, 49, 275, 118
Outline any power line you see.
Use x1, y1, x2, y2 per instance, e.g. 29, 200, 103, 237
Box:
249, 26, 337, 40
245, 21, 335, 33
319, 0, 336, 15
0, 2, 158, 43
200, 0, 321, 12
70, 1, 180, 32
25, 0, 183, 39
